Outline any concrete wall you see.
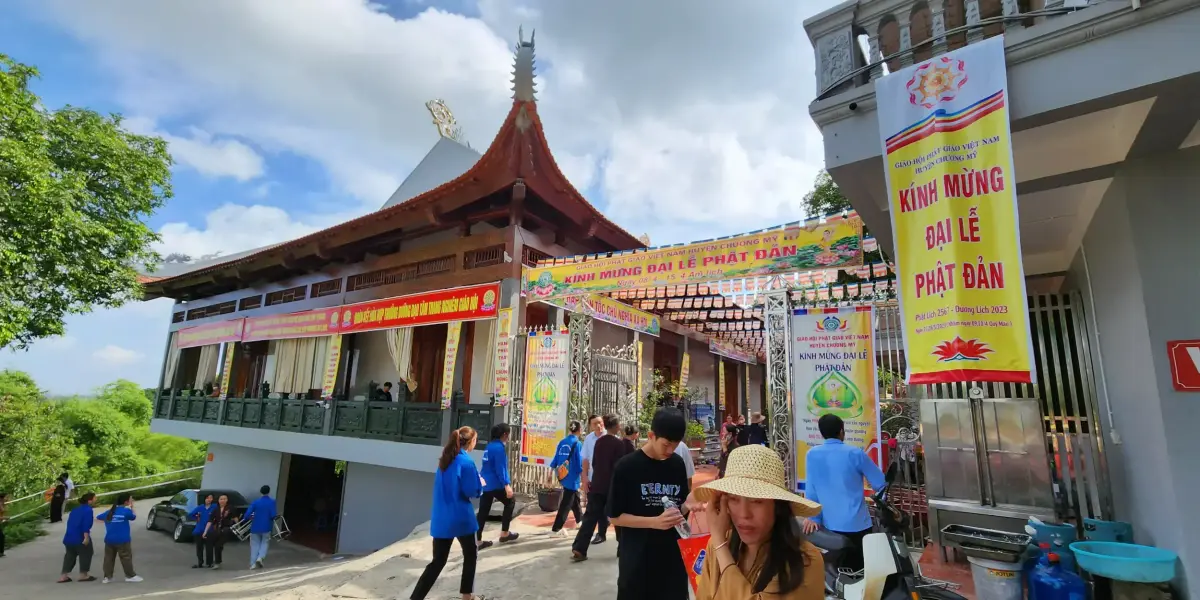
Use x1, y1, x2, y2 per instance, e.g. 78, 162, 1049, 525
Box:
338, 462, 436, 555
353, 330, 398, 396
593, 321, 632, 350
1066, 146, 1200, 590
748, 364, 764, 414
467, 319, 494, 404
686, 344, 717, 405
201, 443, 285, 504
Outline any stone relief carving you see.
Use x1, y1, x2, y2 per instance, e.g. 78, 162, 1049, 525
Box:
816, 28, 854, 93
932, 13, 947, 39
966, 0, 982, 24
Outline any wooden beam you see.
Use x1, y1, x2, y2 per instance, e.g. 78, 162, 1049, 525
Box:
509, 180, 526, 228
280, 254, 298, 270
585, 219, 599, 238
424, 205, 442, 226
459, 221, 471, 238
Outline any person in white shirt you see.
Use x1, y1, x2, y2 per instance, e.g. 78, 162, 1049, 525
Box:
577, 415, 608, 544
672, 438, 696, 489
63, 472, 75, 500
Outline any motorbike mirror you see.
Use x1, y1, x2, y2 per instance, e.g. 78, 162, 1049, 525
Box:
885, 462, 898, 484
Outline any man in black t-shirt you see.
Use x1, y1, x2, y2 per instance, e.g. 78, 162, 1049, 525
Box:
571, 415, 628, 560
608, 408, 691, 600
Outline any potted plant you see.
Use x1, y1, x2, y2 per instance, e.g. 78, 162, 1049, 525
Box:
685, 420, 706, 449
537, 471, 562, 512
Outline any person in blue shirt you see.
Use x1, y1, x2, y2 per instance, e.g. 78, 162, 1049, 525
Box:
96, 493, 141, 583
411, 426, 484, 600
475, 423, 519, 549
801, 414, 887, 573
549, 421, 584, 535
188, 493, 217, 569
244, 484, 278, 570
58, 492, 97, 583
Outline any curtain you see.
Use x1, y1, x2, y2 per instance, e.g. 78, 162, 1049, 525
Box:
272, 340, 299, 393
270, 337, 326, 394
386, 328, 414, 389
162, 332, 180, 389
309, 335, 330, 391
194, 344, 220, 389
479, 320, 496, 395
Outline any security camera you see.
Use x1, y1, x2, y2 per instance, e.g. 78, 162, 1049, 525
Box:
848, 102, 859, 111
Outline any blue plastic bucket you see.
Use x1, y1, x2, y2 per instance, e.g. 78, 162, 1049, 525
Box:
1070, 541, 1177, 583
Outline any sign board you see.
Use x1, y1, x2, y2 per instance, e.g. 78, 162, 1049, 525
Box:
494, 308, 514, 406
338, 282, 500, 333
242, 307, 341, 342
791, 307, 881, 491
1167, 340, 1200, 391
519, 330, 571, 465
710, 338, 756, 365
876, 36, 1034, 384
321, 335, 344, 398
177, 319, 245, 349
541, 294, 661, 336
440, 322, 463, 409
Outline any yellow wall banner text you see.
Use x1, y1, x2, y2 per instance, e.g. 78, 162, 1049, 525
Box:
520, 331, 571, 465
524, 217, 864, 300
875, 37, 1034, 384
681, 352, 691, 388
541, 294, 661, 336
321, 335, 344, 398
718, 361, 726, 410
494, 308, 514, 406
440, 322, 463, 409
218, 342, 236, 399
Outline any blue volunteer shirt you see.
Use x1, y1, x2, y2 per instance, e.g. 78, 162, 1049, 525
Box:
804, 438, 887, 533
189, 503, 217, 536
430, 450, 483, 539
549, 434, 584, 491
480, 439, 510, 492
245, 495, 278, 534
62, 504, 94, 545
96, 506, 136, 545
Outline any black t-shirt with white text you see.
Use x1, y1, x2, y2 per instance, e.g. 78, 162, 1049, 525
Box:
607, 449, 691, 598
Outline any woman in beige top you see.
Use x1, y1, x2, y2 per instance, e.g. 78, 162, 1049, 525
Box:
694, 445, 825, 600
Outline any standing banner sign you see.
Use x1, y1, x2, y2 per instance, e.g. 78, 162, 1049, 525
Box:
493, 308, 514, 406
710, 339, 756, 364
541, 294, 661, 336
636, 340, 645, 405
440, 323, 463, 409
876, 36, 1034, 384
718, 361, 726, 410
321, 335, 344, 398
520, 330, 571, 465
681, 352, 691, 388
791, 307, 881, 491
217, 343, 236, 399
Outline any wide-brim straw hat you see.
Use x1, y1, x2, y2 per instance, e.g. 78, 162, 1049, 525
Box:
695, 445, 821, 518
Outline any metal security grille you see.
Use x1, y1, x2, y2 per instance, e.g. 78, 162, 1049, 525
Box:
591, 348, 638, 424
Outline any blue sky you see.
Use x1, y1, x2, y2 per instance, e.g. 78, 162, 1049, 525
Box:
1, 0, 835, 395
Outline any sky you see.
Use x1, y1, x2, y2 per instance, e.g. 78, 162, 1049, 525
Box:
1, 0, 841, 395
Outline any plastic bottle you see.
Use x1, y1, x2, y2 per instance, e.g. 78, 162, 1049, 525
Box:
1024, 542, 1051, 598
661, 497, 692, 538
1029, 553, 1087, 600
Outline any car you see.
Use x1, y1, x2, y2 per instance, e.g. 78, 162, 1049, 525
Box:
145, 489, 250, 543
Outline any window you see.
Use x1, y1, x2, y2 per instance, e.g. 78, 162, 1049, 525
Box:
345, 255, 455, 292
311, 277, 342, 298
238, 295, 263, 311
265, 285, 307, 306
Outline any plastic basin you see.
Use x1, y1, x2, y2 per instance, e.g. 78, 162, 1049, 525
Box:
1070, 541, 1177, 583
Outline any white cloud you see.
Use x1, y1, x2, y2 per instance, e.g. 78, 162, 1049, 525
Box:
154, 203, 358, 258
92, 345, 144, 366
124, 117, 265, 182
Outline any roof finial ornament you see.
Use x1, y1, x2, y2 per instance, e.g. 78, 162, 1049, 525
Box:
511, 26, 537, 103
425, 99, 468, 144
638, 234, 651, 246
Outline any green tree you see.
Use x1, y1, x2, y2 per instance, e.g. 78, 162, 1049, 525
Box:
96, 379, 153, 427
802, 170, 852, 217
137, 433, 206, 472
56, 400, 149, 481
0, 370, 80, 498
0, 54, 173, 349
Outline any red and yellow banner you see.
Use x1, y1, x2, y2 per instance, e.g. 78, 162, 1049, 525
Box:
242, 308, 340, 342
177, 319, 245, 349
218, 342, 236, 399
710, 338, 756, 365
524, 216, 864, 300
338, 282, 500, 333
494, 308, 514, 406
876, 37, 1034, 384
718, 361, 726, 410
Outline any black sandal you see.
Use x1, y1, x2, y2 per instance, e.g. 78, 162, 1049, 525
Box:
78, 576, 96, 582
499, 533, 520, 543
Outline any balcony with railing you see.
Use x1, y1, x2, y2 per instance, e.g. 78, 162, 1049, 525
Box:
805, 0, 1149, 104
153, 388, 493, 449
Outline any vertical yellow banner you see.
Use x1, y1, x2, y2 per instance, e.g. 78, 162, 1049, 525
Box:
441, 322, 463, 409
636, 340, 645, 407
718, 361, 726, 410
494, 308, 514, 406
681, 352, 691, 388
218, 342, 236, 399
321, 335, 344, 398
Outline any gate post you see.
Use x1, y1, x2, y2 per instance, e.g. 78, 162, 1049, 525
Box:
567, 311, 593, 424
764, 284, 797, 490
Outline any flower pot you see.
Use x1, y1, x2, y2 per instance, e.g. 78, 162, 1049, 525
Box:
537, 488, 562, 512
687, 438, 704, 449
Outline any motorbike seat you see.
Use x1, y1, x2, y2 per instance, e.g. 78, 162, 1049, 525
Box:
808, 528, 852, 552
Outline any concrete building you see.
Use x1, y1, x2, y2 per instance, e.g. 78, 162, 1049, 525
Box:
146, 31, 765, 555
805, 0, 1200, 589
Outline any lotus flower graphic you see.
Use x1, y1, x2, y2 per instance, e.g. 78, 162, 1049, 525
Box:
808, 371, 863, 419
529, 272, 556, 298
932, 337, 993, 362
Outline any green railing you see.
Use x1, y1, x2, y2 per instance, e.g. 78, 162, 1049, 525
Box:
153, 391, 451, 446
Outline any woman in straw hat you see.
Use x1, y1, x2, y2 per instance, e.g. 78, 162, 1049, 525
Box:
694, 445, 825, 600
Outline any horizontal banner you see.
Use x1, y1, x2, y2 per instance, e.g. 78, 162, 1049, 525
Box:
242, 307, 340, 342
177, 319, 245, 349
543, 294, 661, 337
524, 216, 864, 300
338, 282, 501, 333
710, 338, 757, 364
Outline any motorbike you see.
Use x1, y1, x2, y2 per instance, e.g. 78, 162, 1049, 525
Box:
807, 463, 965, 600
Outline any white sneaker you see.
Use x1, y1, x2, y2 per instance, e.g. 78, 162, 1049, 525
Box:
102, 578, 111, 584
125, 576, 143, 583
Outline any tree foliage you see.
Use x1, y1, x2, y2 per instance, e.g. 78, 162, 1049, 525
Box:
802, 170, 852, 218
96, 379, 154, 427
0, 370, 80, 497
0, 54, 173, 349
56, 400, 151, 481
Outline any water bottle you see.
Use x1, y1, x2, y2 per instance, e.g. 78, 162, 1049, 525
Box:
661, 496, 691, 538
1030, 553, 1086, 600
